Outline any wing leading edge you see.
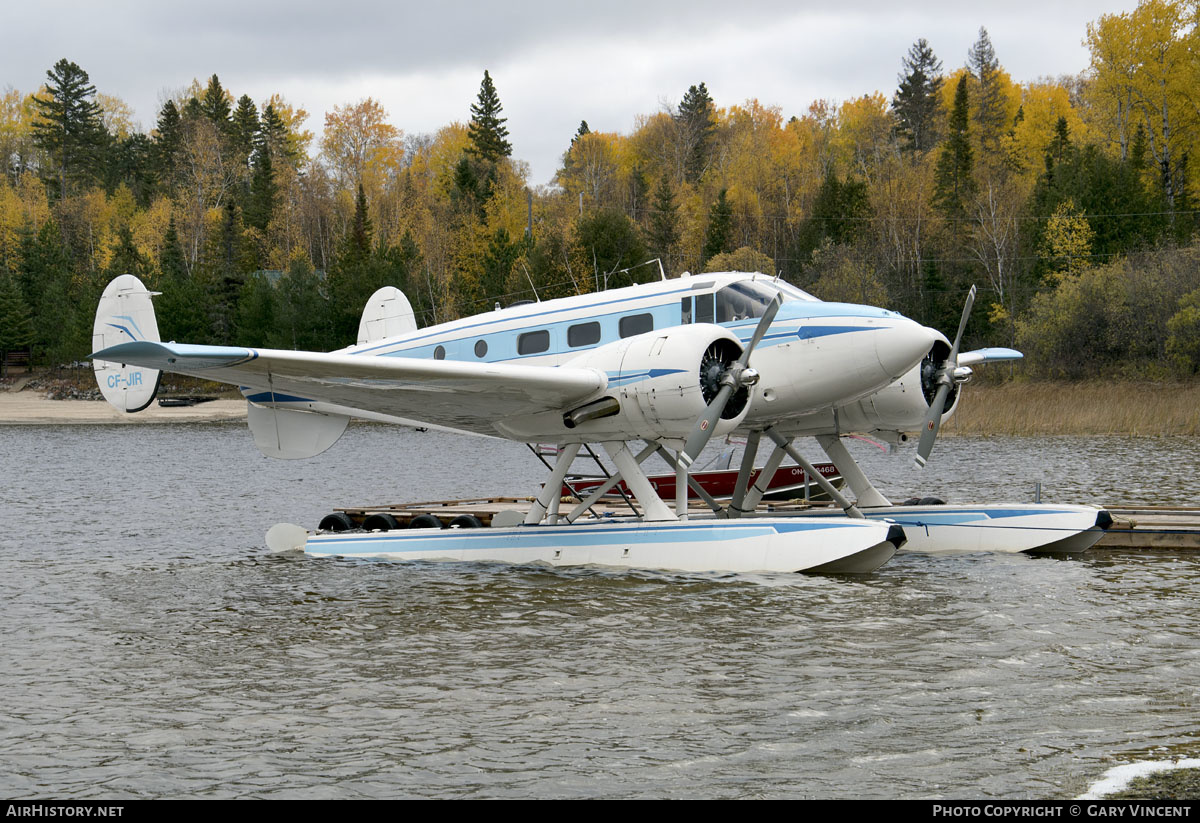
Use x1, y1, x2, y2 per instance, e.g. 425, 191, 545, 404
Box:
90, 340, 608, 436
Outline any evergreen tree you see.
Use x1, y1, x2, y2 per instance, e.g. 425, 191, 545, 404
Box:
345, 184, 372, 263
646, 175, 680, 267
572, 120, 590, 145
231, 94, 259, 165
677, 82, 716, 183
156, 218, 209, 343
326, 184, 391, 341
105, 225, 152, 280
702, 189, 734, 264
467, 70, 512, 163
104, 133, 155, 205
275, 251, 332, 350
200, 74, 233, 133
933, 75, 975, 219
479, 226, 522, 302
31, 58, 105, 198
17, 219, 72, 327
968, 27, 1006, 153
260, 103, 300, 169
893, 39, 944, 154
160, 217, 187, 280
234, 271, 277, 348
0, 272, 34, 377
575, 208, 646, 290
245, 136, 275, 234
797, 170, 872, 255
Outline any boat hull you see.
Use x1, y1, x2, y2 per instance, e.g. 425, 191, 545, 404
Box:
564, 463, 844, 502
770, 504, 1111, 554
278, 517, 904, 574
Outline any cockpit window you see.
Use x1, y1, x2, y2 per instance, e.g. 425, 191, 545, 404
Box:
715, 280, 784, 322
773, 280, 819, 302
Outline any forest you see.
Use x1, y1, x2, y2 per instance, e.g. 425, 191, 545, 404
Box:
0, 0, 1198, 381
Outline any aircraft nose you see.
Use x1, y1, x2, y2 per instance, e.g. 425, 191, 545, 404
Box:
875, 319, 939, 379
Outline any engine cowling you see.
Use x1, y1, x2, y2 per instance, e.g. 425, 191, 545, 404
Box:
774, 338, 963, 437
494, 324, 750, 444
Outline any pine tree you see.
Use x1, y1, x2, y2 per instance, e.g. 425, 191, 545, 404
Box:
646, 175, 680, 266
106, 226, 152, 279
933, 75, 975, 219
231, 94, 260, 165
156, 217, 209, 344
968, 28, 1006, 153
200, 74, 233, 133
0, 273, 34, 377
245, 137, 275, 234
702, 189, 734, 264
260, 103, 300, 169
479, 227, 522, 301
31, 58, 105, 198
677, 82, 715, 183
892, 39, 944, 154
467, 70, 512, 163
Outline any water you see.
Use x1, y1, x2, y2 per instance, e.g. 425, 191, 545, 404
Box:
2, 423, 1199, 799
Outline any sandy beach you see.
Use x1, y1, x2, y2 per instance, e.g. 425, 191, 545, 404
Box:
0, 391, 247, 425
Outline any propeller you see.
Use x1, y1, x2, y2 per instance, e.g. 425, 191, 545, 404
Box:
681, 293, 782, 465
914, 284, 976, 469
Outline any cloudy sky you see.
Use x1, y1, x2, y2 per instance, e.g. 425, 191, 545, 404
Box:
6, 1, 1136, 186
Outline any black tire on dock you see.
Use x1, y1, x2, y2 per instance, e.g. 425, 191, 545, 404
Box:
409, 514, 444, 529
363, 513, 400, 532
449, 514, 484, 529
318, 512, 356, 532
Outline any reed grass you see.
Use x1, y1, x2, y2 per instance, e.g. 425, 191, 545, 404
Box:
945, 381, 1200, 436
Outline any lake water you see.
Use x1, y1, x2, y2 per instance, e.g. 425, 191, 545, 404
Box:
2, 423, 1199, 799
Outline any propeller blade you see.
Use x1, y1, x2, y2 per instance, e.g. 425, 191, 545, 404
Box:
914, 381, 952, 468
948, 284, 976, 364
682, 383, 735, 463
682, 292, 782, 464
736, 293, 782, 369
914, 285, 976, 469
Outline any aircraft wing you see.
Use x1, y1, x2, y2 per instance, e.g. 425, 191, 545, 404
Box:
90, 341, 608, 436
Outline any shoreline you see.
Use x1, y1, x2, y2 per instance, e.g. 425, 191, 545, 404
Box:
3, 380, 1199, 435
0, 392, 247, 425
945, 381, 1200, 437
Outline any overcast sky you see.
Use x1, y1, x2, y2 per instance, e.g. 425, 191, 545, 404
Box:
5, 1, 1137, 186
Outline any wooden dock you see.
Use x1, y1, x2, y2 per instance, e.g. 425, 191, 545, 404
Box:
334, 499, 1200, 550
1095, 506, 1200, 549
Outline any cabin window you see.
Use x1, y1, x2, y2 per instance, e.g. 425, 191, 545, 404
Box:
517, 330, 550, 355
434, 345, 445, 360
695, 292, 715, 324
680, 296, 693, 324
474, 339, 488, 358
568, 322, 601, 347
619, 313, 654, 338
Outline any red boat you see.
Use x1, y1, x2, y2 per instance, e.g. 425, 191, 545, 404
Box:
563, 462, 843, 503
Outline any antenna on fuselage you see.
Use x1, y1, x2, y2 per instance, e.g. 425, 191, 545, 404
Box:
521, 262, 541, 302
604, 258, 668, 290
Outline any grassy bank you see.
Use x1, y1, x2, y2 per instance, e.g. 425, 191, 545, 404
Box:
946, 381, 1200, 436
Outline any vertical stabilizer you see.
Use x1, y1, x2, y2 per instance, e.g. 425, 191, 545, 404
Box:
92, 274, 162, 412
357, 286, 417, 344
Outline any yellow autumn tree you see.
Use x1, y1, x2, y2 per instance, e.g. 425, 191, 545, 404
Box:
1040, 198, 1095, 281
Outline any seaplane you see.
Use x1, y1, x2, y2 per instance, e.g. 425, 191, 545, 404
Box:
88, 268, 1106, 573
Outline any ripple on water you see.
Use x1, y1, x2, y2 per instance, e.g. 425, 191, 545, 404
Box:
2, 426, 1200, 797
